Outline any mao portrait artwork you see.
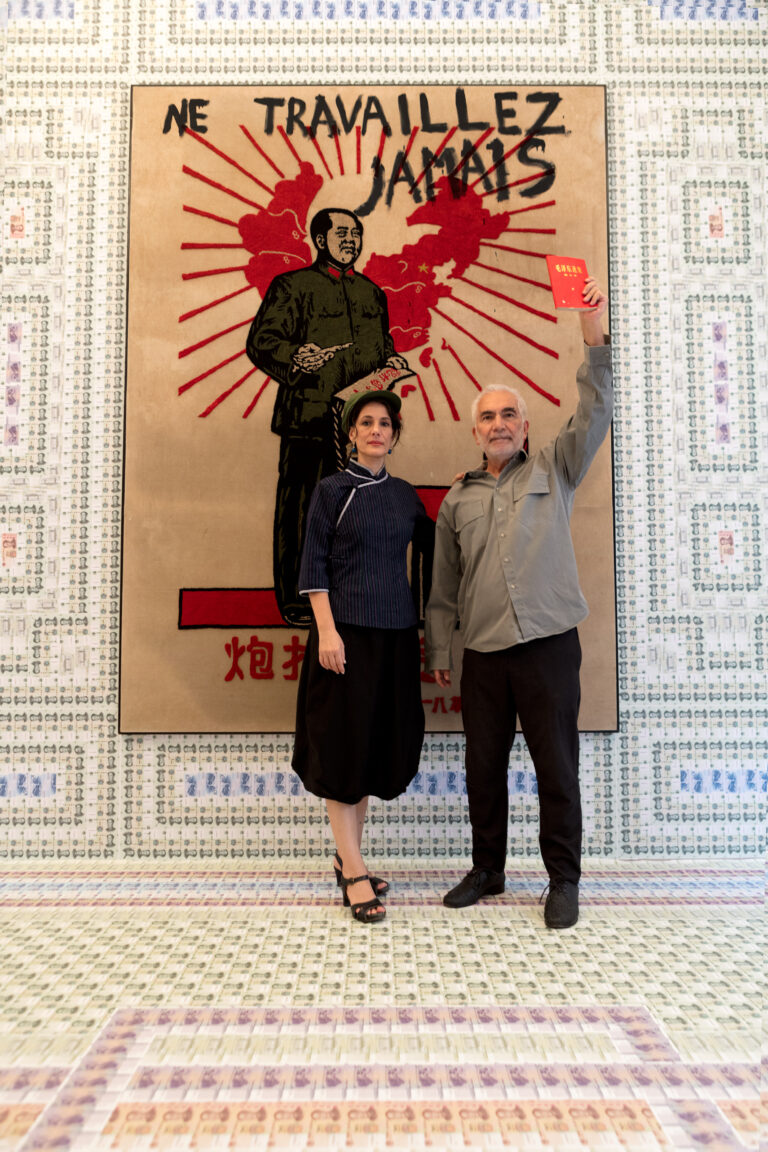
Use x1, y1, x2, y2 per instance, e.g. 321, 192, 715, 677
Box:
245, 207, 409, 626
121, 84, 616, 735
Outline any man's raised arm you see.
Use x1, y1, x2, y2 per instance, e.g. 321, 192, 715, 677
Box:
579, 277, 609, 346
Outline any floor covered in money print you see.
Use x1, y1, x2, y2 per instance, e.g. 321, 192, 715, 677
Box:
0, 859, 762, 1151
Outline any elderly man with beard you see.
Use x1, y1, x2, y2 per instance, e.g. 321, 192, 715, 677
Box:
425, 278, 612, 929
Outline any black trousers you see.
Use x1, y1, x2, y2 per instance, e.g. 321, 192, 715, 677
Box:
273, 433, 342, 624
460, 628, 582, 883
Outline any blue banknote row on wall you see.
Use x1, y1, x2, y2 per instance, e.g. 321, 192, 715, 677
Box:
5, 0, 759, 19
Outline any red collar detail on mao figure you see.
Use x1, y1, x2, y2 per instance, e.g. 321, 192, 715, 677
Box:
325, 263, 356, 281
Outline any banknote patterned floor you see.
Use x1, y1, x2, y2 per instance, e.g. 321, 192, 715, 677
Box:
0, 860, 763, 1150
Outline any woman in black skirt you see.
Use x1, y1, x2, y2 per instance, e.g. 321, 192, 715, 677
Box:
292, 390, 429, 924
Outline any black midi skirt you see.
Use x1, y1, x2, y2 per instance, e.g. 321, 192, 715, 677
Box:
292, 621, 425, 804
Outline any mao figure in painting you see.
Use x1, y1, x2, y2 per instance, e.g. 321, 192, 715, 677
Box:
246, 208, 408, 625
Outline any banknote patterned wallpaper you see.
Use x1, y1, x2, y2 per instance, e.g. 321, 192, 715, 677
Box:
1, 0, 765, 860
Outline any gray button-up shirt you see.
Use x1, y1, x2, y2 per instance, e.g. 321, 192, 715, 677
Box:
425, 341, 613, 669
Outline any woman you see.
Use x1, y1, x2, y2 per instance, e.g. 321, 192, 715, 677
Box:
292, 390, 429, 924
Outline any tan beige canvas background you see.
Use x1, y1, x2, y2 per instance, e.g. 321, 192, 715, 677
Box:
121, 83, 615, 733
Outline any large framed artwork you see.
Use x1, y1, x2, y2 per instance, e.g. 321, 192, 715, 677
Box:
121, 84, 616, 733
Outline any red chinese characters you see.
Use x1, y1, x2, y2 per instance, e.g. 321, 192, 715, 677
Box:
224, 635, 306, 682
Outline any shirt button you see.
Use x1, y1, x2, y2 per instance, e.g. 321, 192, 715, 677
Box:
509, 584, 516, 590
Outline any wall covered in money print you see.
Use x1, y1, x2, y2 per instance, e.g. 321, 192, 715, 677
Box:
1, 1, 765, 859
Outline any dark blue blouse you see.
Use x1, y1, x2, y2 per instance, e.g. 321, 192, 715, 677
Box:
298, 460, 429, 629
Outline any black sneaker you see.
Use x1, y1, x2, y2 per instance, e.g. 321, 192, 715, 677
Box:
543, 879, 579, 929
443, 866, 505, 908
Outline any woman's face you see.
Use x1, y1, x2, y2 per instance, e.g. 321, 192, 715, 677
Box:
349, 401, 395, 463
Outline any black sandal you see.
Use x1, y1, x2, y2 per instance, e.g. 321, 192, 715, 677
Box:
334, 850, 389, 897
339, 873, 386, 924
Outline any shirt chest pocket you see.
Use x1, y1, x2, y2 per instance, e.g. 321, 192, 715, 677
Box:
454, 499, 486, 543
512, 472, 550, 501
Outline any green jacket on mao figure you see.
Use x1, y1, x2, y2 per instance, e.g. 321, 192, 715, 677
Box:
246, 260, 396, 438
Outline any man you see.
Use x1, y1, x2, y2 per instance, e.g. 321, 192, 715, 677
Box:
246, 208, 407, 625
424, 279, 611, 928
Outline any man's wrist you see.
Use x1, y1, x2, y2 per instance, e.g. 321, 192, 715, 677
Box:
584, 336, 611, 356
581, 322, 606, 347
426, 651, 452, 672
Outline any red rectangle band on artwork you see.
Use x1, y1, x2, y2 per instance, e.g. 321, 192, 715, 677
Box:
179, 589, 285, 629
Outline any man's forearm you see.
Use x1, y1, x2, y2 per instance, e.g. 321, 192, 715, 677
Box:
580, 310, 607, 347
424, 616, 455, 672
424, 587, 459, 671
424, 516, 460, 670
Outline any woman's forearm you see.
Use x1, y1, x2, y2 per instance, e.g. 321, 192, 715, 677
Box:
308, 591, 346, 674
308, 591, 335, 630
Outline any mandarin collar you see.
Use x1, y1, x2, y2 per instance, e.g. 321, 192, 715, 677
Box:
346, 459, 388, 481
319, 261, 356, 281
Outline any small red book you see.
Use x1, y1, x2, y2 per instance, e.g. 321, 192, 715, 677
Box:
545, 255, 596, 311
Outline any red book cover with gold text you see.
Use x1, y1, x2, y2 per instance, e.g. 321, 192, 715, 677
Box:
545, 255, 596, 310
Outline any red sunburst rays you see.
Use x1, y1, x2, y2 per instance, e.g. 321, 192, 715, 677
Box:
177, 114, 565, 421
441, 338, 482, 392
434, 306, 560, 407
178, 122, 292, 416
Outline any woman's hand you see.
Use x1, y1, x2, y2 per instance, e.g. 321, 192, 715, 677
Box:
318, 628, 346, 675
308, 592, 345, 674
